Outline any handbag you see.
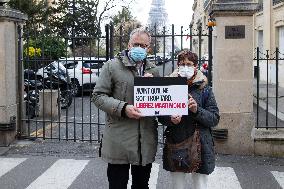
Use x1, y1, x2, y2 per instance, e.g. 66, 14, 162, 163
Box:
164, 124, 202, 173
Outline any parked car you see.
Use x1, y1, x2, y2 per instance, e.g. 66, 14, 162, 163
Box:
58, 57, 106, 96
147, 53, 171, 65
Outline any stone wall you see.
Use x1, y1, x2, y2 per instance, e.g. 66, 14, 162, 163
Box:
0, 6, 27, 146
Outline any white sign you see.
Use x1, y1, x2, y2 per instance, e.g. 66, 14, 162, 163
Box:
134, 77, 188, 116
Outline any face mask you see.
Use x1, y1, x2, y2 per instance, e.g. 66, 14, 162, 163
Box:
178, 66, 195, 79
129, 47, 147, 63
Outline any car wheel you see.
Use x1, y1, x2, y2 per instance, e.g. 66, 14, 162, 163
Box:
71, 80, 80, 96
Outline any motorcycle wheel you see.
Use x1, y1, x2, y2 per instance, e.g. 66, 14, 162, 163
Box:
60, 90, 73, 109
71, 80, 80, 97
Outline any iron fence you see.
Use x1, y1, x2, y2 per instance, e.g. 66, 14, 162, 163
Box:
254, 48, 284, 129
18, 21, 213, 143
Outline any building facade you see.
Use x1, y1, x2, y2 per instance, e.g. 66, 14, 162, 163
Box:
191, 0, 213, 57
254, 0, 284, 86
191, 0, 284, 157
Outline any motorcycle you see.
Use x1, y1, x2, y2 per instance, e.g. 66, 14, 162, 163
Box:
39, 62, 73, 109
24, 62, 73, 118
24, 70, 41, 119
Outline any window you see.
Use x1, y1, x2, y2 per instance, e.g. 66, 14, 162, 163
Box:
279, 26, 284, 68
258, 30, 264, 53
279, 26, 284, 58
83, 60, 104, 69
60, 60, 78, 69
258, 0, 263, 11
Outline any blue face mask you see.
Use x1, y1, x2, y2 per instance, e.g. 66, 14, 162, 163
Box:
129, 47, 147, 63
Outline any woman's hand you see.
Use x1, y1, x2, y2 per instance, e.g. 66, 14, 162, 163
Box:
188, 94, 198, 113
170, 115, 182, 125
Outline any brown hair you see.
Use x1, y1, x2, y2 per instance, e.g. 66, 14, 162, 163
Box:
177, 50, 198, 66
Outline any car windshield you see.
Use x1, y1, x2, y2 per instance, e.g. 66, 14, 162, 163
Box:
83, 60, 104, 69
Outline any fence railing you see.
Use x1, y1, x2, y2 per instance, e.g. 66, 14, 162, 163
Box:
19, 23, 213, 143
254, 48, 284, 129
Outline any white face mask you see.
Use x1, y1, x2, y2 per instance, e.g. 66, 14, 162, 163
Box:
178, 66, 195, 79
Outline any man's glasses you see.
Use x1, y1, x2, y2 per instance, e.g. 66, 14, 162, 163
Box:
132, 43, 149, 49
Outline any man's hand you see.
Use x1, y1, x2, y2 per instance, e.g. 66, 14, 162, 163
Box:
188, 94, 198, 113
170, 115, 182, 125
125, 105, 142, 119
143, 73, 153, 77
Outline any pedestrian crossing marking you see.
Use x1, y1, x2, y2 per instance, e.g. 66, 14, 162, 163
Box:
0, 158, 27, 177
25, 159, 89, 189
127, 163, 160, 189
0, 157, 283, 189
271, 171, 284, 188
149, 163, 160, 188
208, 167, 242, 189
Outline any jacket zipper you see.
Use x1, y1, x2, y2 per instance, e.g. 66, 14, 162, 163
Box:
138, 119, 142, 165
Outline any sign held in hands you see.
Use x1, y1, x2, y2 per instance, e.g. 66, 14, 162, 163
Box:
134, 77, 188, 116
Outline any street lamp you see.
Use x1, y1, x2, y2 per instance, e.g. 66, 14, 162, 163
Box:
0, 0, 9, 7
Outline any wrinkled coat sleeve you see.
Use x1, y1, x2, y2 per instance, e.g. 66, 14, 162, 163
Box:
92, 61, 126, 117
193, 87, 220, 128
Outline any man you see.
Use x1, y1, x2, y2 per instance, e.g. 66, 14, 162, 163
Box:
92, 28, 159, 189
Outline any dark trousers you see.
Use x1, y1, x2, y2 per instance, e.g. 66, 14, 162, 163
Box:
107, 163, 152, 189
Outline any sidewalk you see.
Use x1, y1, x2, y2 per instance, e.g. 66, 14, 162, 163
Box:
253, 78, 284, 122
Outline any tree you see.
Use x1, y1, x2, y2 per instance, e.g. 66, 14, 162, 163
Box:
111, 7, 141, 53
48, 0, 135, 38
112, 7, 134, 26
46, 0, 137, 52
23, 37, 67, 69
9, 0, 137, 59
8, 0, 47, 35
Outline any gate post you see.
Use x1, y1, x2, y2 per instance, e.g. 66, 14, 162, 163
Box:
0, 2, 27, 146
210, 0, 258, 155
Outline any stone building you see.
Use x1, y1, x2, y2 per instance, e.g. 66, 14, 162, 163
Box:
191, 0, 284, 157
191, 0, 213, 56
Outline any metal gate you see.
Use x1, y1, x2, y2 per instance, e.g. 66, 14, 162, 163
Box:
254, 48, 284, 129
18, 11, 213, 142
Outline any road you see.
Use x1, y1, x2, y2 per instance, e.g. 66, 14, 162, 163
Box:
3, 60, 283, 189
0, 142, 284, 189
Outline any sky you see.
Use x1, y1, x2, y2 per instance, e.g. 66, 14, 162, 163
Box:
131, 0, 194, 27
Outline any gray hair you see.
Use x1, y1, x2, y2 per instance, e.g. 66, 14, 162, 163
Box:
129, 27, 151, 44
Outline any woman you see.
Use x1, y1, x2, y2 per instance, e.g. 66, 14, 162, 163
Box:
159, 50, 220, 189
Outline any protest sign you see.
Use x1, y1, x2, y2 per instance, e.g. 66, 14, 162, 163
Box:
134, 77, 188, 116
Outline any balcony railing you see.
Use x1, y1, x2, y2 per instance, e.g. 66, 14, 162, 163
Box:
273, 0, 284, 6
